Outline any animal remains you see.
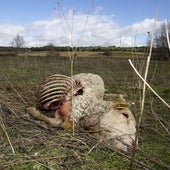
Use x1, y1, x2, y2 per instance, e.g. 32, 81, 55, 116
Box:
27, 73, 137, 153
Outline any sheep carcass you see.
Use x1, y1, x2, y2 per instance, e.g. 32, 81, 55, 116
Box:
27, 73, 137, 153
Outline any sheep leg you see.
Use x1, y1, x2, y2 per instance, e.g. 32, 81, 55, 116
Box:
26, 107, 62, 127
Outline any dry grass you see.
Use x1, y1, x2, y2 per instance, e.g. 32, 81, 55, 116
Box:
0, 54, 170, 169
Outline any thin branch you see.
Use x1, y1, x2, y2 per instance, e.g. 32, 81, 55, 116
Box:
101, 142, 155, 170
0, 96, 18, 117
140, 16, 157, 125
57, 1, 94, 136
73, 0, 94, 52
165, 19, 170, 51
87, 143, 99, 155
0, 107, 15, 154
128, 59, 170, 108
150, 99, 170, 136
129, 14, 158, 169
5, 77, 26, 104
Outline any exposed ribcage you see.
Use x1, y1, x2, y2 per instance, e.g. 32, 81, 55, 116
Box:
36, 74, 73, 110
36, 73, 107, 124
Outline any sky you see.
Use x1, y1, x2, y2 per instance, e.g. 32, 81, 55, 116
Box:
0, 0, 170, 47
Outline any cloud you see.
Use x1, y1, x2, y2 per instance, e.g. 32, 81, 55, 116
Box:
0, 11, 163, 47
0, 23, 25, 46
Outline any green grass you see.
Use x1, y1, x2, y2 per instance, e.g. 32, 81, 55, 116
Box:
0, 54, 169, 169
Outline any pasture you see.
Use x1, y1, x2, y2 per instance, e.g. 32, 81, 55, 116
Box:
0, 53, 169, 169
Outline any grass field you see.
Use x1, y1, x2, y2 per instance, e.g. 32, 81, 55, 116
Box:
0, 53, 169, 169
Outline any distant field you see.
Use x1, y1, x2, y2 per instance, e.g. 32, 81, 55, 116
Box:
0, 54, 169, 169
14, 50, 147, 58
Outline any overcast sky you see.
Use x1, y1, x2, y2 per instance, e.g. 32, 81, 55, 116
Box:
0, 0, 170, 47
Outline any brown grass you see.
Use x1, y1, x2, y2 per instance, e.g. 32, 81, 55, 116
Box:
0, 54, 169, 169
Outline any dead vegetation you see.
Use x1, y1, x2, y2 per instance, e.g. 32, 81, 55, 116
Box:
0, 55, 170, 169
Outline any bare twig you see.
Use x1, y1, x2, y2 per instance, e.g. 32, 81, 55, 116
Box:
0, 96, 18, 116
5, 77, 26, 104
57, 1, 94, 136
165, 19, 170, 51
128, 59, 170, 108
150, 99, 170, 136
140, 16, 157, 126
101, 142, 155, 170
0, 106, 15, 154
87, 143, 99, 155
137, 148, 170, 169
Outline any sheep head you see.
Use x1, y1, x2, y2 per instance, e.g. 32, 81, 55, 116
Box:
100, 104, 136, 153
79, 100, 136, 153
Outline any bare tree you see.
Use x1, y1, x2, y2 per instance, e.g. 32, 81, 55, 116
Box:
153, 22, 170, 61
11, 34, 25, 48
